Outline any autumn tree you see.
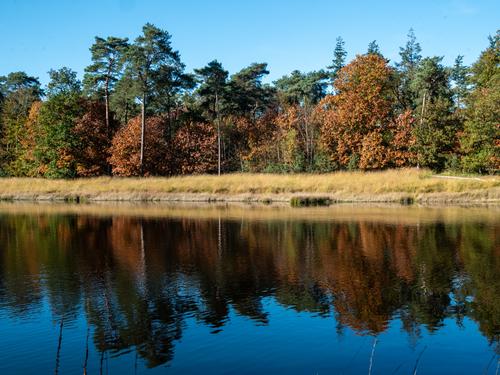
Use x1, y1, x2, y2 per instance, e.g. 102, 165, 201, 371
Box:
173, 122, 218, 174
9, 101, 42, 176
236, 111, 281, 172
388, 110, 416, 167
216, 63, 276, 171
73, 101, 116, 176
320, 54, 395, 170
0, 72, 43, 175
109, 115, 170, 176
274, 70, 328, 170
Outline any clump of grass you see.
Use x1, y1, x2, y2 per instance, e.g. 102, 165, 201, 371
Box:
399, 196, 415, 205
290, 196, 333, 207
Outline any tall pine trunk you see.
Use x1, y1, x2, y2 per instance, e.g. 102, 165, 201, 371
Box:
104, 78, 111, 175
140, 93, 146, 176
215, 92, 221, 176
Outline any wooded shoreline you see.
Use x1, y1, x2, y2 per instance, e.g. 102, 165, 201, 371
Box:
0, 170, 498, 204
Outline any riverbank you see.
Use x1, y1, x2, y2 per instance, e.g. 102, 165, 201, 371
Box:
0, 169, 498, 204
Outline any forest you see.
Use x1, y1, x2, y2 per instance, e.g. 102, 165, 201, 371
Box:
0, 24, 498, 178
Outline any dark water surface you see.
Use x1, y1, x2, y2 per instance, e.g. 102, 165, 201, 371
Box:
0, 203, 498, 374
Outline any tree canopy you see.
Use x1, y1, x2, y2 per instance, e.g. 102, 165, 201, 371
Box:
0, 25, 498, 177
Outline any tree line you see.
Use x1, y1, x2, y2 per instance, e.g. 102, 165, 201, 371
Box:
0, 24, 498, 178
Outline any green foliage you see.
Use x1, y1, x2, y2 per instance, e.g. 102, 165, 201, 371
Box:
35, 93, 86, 178
450, 55, 470, 108
396, 28, 422, 110
460, 31, 500, 173
367, 40, 382, 57
328, 36, 347, 81
110, 74, 140, 124
275, 70, 328, 106
194, 60, 229, 121
410, 57, 459, 171
83, 36, 129, 97
0, 72, 42, 175
46, 67, 81, 97
347, 154, 360, 171
127, 23, 192, 114
0, 26, 498, 177
226, 63, 275, 117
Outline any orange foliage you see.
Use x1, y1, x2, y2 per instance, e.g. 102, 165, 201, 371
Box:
109, 115, 170, 176
319, 54, 394, 169
19, 101, 42, 175
173, 122, 218, 174
389, 110, 416, 167
236, 111, 280, 171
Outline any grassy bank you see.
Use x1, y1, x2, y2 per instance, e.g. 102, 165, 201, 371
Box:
0, 169, 498, 204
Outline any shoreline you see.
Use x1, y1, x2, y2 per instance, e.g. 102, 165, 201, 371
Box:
0, 170, 498, 205
0, 190, 499, 205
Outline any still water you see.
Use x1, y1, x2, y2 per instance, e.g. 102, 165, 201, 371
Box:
0, 203, 498, 374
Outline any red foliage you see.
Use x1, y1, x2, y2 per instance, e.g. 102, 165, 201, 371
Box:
73, 101, 115, 176
173, 122, 218, 174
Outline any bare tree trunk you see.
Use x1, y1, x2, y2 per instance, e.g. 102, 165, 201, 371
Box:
104, 77, 112, 175
104, 78, 110, 133
417, 91, 427, 169
215, 92, 221, 176
140, 93, 146, 176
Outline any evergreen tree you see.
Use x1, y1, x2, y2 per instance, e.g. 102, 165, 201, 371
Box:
396, 28, 422, 109
84, 36, 129, 131
410, 57, 458, 170
110, 74, 140, 125
194, 60, 229, 175
274, 70, 328, 106
367, 40, 382, 57
126, 23, 190, 175
450, 55, 470, 109
460, 31, 499, 173
328, 37, 347, 82
35, 68, 84, 177
226, 63, 275, 118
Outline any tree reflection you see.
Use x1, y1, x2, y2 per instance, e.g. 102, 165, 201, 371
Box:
0, 211, 498, 367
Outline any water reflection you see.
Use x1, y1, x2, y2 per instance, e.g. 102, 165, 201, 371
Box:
0, 204, 498, 372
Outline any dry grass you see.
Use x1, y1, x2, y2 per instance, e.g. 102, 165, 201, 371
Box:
0, 169, 498, 203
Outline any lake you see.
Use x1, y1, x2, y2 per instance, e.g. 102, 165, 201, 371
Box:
0, 203, 498, 374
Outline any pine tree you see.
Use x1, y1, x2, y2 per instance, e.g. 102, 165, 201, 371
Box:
328, 37, 347, 82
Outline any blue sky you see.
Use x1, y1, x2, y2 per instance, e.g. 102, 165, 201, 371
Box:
1, 0, 498, 85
